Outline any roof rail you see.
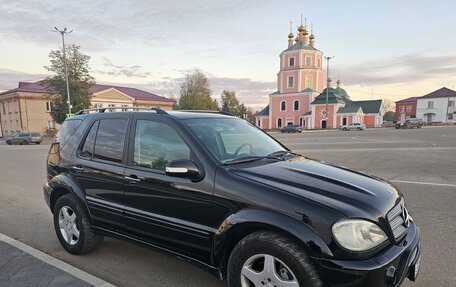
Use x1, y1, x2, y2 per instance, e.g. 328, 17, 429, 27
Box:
178, 110, 234, 116
75, 107, 168, 115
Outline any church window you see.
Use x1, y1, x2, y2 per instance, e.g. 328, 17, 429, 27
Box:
293, 100, 299, 111
306, 56, 311, 66
305, 75, 313, 89
318, 58, 321, 67
289, 57, 295, 67
280, 101, 286, 111
277, 118, 282, 128
288, 76, 294, 88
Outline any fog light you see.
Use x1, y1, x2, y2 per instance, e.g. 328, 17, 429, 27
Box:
385, 266, 396, 285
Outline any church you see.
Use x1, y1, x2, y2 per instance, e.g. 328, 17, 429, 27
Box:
256, 21, 384, 130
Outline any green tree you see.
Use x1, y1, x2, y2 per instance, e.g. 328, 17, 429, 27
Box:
178, 70, 217, 110
44, 44, 95, 124
221, 90, 248, 117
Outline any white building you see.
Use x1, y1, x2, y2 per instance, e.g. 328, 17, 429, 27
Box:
416, 87, 456, 124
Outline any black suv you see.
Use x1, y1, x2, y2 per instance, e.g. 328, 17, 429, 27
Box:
44, 108, 421, 287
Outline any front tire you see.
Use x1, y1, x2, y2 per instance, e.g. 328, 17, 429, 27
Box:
228, 231, 325, 287
53, 194, 103, 255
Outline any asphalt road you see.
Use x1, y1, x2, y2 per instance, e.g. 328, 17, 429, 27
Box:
0, 126, 455, 287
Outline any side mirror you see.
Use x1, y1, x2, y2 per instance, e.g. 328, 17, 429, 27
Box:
165, 159, 201, 180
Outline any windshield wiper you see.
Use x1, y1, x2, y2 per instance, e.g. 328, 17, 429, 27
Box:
265, 150, 301, 160
223, 156, 265, 165
223, 151, 301, 165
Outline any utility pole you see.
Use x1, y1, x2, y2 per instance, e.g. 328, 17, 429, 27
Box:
324, 56, 334, 128
53, 27, 73, 115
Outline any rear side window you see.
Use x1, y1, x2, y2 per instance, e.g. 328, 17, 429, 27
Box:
80, 121, 99, 158
56, 119, 82, 145
93, 119, 128, 163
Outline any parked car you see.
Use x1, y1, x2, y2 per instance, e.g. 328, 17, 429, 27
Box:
5, 132, 42, 145
341, 122, 366, 131
395, 118, 423, 129
44, 108, 421, 287
280, 124, 302, 133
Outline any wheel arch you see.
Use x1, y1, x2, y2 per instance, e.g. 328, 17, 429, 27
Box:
212, 209, 332, 278
49, 174, 93, 221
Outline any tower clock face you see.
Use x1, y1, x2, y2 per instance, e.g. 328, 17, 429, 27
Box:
320, 109, 327, 117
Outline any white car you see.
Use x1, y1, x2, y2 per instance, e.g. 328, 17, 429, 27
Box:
341, 122, 366, 131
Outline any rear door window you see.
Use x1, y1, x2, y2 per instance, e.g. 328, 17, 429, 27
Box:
93, 119, 128, 163
80, 121, 99, 158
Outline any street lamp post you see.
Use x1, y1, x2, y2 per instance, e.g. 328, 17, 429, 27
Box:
324, 56, 334, 127
53, 27, 73, 115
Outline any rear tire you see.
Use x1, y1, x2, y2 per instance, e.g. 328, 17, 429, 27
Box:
6, 141, 11, 145
228, 231, 325, 287
53, 194, 103, 255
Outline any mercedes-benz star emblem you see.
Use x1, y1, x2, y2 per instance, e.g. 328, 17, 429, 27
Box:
402, 204, 410, 227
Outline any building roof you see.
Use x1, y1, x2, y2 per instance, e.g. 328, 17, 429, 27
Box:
258, 105, 269, 116
311, 88, 350, 105
419, 87, 456, 99
337, 105, 362, 114
282, 41, 320, 52
395, 97, 418, 104
352, 100, 382, 114
0, 80, 175, 103
334, 87, 349, 98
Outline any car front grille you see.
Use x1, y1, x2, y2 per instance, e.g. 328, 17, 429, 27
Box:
387, 199, 409, 241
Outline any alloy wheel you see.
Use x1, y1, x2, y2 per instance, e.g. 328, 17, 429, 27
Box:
58, 206, 80, 245
241, 254, 299, 287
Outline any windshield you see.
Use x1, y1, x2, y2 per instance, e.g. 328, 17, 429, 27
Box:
184, 118, 287, 164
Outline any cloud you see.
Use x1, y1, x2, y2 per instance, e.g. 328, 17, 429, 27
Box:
0, 69, 50, 90
96, 57, 152, 78
337, 51, 456, 86
0, 0, 263, 52
96, 71, 274, 108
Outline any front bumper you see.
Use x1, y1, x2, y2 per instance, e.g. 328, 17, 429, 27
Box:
315, 221, 421, 287
43, 183, 52, 209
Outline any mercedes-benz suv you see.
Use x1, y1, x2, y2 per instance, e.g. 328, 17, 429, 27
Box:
44, 107, 421, 287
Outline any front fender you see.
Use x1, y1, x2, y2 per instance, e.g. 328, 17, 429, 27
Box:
213, 208, 333, 270
49, 173, 93, 222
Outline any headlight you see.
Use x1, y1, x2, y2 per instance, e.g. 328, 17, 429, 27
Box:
332, 219, 388, 251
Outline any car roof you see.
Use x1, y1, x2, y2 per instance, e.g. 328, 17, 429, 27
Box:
68, 110, 236, 121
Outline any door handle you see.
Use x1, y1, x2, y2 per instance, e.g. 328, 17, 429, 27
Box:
72, 166, 84, 173
125, 175, 141, 184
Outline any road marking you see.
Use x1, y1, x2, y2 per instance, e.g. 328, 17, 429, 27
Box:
390, 180, 456, 188
295, 147, 456, 152
0, 232, 116, 287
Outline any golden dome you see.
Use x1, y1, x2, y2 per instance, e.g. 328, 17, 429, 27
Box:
288, 32, 294, 39
309, 33, 315, 40
298, 24, 306, 32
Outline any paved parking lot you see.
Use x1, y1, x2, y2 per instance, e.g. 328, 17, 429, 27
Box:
0, 126, 455, 286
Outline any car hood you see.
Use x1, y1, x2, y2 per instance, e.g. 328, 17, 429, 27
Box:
229, 157, 400, 221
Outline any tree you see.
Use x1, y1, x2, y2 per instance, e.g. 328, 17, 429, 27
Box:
245, 107, 257, 124
383, 111, 396, 121
178, 70, 217, 110
44, 44, 94, 124
221, 90, 247, 117
381, 98, 395, 112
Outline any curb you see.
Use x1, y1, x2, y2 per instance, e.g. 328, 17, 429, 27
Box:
0, 233, 116, 287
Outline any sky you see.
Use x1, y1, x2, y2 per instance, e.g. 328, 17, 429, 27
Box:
1, 0, 455, 109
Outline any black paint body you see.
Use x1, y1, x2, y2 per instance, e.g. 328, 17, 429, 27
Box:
44, 111, 421, 286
